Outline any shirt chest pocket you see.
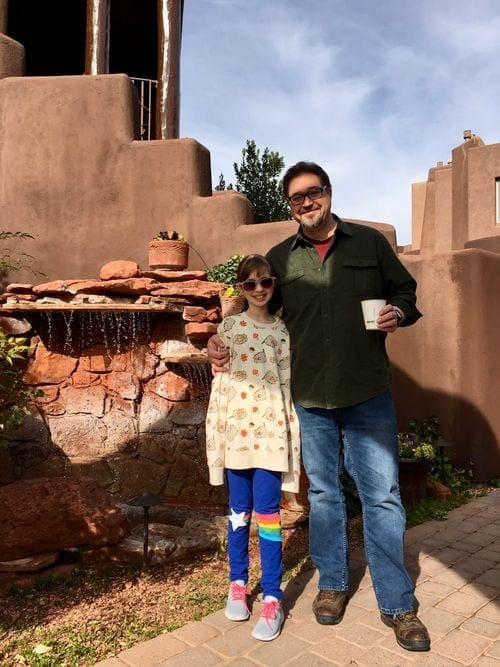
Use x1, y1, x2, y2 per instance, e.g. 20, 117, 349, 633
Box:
342, 257, 382, 297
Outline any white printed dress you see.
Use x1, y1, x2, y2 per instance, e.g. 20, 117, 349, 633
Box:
206, 314, 300, 492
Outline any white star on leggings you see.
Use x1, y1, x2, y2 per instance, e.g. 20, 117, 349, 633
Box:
228, 508, 247, 530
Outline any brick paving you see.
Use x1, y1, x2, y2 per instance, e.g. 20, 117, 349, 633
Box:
95, 490, 500, 666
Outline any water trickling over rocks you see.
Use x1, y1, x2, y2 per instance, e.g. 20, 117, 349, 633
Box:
0, 261, 227, 511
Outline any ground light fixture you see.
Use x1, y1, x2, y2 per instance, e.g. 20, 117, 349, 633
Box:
127, 491, 165, 568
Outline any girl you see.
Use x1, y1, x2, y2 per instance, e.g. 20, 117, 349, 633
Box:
205, 254, 300, 642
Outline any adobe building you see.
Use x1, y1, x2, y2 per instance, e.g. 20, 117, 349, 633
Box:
389, 131, 500, 481
0, 3, 498, 491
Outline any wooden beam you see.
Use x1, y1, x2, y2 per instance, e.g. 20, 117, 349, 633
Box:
0, 0, 8, 34
156, 0, 184, 139
85, 0, 110, 74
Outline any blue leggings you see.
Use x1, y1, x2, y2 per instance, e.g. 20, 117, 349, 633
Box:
226, 468, 283, 600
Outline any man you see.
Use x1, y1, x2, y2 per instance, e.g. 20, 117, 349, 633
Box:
208, 161, 430, 652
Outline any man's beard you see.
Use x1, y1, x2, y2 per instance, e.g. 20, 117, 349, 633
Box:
298, 210, 326, 231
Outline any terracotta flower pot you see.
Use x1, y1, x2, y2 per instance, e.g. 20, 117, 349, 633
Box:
399, 458, 429, 507
148, 239, 189, 270
219, 292, 245, 318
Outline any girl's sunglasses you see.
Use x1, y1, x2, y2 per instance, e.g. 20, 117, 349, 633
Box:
238, 276, 276, 292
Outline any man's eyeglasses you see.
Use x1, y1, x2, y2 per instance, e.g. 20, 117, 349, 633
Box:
288, 185, 329, 207
238, 276, 276, 292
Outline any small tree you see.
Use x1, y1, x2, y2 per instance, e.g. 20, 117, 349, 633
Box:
219, 140, 290, 223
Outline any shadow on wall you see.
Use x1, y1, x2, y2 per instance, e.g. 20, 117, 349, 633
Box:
1, 311, 228, 514
392, 365, 499, 482
2, 400, 228, 514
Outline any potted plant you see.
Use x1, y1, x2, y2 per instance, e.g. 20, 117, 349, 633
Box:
397, 416, 438, 506
148, 231, 189, 270
207, 254, 246, 317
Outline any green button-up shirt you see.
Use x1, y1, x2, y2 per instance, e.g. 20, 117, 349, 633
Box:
266, 215, 422, 409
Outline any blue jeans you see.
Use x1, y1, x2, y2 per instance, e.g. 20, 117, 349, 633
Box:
226, 468, 283, 600
295, 390, 414, 614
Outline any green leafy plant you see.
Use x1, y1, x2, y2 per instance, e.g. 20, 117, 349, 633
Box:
405, 492, 470, 526
399, 415, 472, 493
0, 331, 41, 443
430, 450, 473, 494
153, 231, 186, 241
398, 415, 439, 461
207, 254, 245, 297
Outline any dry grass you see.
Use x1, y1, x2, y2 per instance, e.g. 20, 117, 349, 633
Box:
0, 522, 326, 666
5, 482, 486, 667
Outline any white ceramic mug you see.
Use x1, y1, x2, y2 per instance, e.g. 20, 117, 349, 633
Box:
361, 299, 386, 330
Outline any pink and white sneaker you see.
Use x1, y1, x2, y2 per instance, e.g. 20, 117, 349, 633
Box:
225, 580, 250, 621
251, 596, 284, 641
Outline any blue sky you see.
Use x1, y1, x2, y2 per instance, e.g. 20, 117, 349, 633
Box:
181, 0, 500, 245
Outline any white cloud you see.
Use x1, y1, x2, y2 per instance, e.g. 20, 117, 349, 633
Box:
181, 0, 500, 245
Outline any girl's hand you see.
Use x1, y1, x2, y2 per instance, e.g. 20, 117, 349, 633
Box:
207, 334, 229, 373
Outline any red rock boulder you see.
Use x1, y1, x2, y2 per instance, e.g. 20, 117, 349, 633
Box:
0, 477, 128, 561
100, 260, 140, 280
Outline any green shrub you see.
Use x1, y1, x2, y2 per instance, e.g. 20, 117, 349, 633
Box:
398, 415, 439, 460
207, 254, 245, 296
398, 414, 472, 496
429, 449, 473, 493
0, 331, 40, 442
206, 254, 245, 285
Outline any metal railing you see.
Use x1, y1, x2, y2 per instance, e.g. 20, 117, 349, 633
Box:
130, 77, 158, 140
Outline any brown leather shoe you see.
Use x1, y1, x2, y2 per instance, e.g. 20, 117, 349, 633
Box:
312, 589, 348, 625
381, 611, 430, 651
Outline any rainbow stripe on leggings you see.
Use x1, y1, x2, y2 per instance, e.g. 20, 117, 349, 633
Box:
255, 512, 282, 542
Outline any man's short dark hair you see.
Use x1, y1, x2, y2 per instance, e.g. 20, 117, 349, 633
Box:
282, 161, 332, 198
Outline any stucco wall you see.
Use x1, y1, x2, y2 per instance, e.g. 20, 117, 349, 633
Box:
466, 141, 500, 243
419, 164, 453, 256
0, 72, 498, 484
0, 74, 253, 283
389, 250, 500, 481
411, 181, 426, 252
416, 136, 500, 257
